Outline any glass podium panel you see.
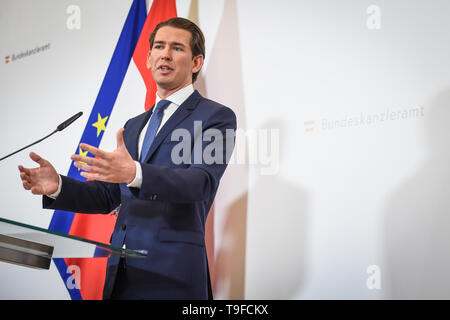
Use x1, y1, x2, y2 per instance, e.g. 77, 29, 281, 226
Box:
0, 217, 147, 270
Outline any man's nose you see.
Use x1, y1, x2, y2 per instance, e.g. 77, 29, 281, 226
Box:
161, 47, 172, 60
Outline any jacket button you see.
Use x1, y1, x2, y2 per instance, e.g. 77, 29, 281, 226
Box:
121, 224, 126, 230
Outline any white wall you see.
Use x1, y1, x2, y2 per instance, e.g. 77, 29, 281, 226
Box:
1, 0, 450, 299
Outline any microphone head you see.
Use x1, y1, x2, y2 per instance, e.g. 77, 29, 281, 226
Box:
57, 111, 83, 131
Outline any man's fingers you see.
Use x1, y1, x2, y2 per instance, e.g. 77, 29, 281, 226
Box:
18, 165, 30, 175
29, 152, 45, 166
31, 186, 43, 195
73, 161, 90, 172
79, 143, 107, 159
19, 166, 32, 183
116, 128, 125, 148
80, 171, 104, 181
23, 181, 32, 190
71, 155, 108, 170
71, 154, 96, 165
18, 165, 32, 190
74, 161, 105, 174
20, 171, 30, 181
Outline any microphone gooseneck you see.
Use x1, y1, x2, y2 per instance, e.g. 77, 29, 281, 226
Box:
0, 111, 83, 162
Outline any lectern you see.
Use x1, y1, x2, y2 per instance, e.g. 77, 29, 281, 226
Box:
0, 217, 147, 270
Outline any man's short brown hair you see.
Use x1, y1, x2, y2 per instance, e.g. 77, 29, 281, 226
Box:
149, 17, 205, 83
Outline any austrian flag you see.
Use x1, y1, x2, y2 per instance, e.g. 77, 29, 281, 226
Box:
48, 0, 177, 300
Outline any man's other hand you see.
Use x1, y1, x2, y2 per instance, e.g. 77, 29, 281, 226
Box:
18, 152, 60, 195
71, 128, 136, 184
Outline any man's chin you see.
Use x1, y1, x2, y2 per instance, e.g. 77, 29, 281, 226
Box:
154, 78, 174, 88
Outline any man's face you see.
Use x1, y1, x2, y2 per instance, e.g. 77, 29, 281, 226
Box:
147, 26, 203, 96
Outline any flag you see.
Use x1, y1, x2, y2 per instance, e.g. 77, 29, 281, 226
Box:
48, 0, 177, 300
133, 0, 177, 111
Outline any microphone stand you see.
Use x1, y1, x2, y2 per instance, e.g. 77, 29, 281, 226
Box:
0, 111, 83, 162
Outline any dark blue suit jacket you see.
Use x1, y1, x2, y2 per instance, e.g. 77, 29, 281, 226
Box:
43, 90, 236, 299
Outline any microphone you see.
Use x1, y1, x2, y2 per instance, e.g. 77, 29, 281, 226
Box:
0, 111, 83, 162
57, 111, 83, 132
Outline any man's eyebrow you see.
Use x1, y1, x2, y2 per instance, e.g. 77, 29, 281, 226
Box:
153, 40, 186, 47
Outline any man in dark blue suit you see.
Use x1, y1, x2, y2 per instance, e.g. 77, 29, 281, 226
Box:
18, 17, 236, 299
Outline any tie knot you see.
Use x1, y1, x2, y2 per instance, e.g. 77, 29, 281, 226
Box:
154, 99, 171, 114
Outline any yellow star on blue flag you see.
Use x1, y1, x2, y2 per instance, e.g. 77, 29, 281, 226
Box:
92, 113, 108, 137
76, 146, 89, 171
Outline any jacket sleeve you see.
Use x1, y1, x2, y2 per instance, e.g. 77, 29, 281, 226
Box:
43, 175, 121, 214
137, 106, 237, 204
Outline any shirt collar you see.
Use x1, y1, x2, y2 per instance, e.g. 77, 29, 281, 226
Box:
155, 84, 194, 107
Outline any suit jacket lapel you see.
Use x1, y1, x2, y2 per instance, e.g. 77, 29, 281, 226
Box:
125, 109, 153, 161
143, 90, 202, 163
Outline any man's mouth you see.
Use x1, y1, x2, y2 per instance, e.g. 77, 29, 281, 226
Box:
158, 65, 173, 74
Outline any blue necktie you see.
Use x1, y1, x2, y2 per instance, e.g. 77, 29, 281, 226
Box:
140, 99, 171, 161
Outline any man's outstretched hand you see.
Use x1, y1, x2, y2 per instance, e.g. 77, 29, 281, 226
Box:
18, 152, 60, 195
71, 128, 136, 184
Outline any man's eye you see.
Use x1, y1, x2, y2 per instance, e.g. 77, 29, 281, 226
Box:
154, 45, 163, 49
174, 47, 182, 51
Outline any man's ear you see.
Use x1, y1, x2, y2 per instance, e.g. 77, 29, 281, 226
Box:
146, 50, 151, 69
192, 54, 204, 74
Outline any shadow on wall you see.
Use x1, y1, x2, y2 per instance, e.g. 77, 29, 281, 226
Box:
193, 0, 248, 299
384, 89, 450, 299
199, 0, 309, 299
243, 119, 309, 299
